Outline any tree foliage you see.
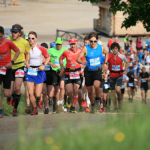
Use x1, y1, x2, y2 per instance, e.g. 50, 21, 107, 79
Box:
81, 0, 150, 31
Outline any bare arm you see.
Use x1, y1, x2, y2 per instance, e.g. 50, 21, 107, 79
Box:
103, 46, 108, 63
44, 56, 50, 65
77, 47, 87, 64
12, 50, 20, 62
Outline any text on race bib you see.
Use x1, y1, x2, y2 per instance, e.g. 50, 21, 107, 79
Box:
128, 83, 134, 87
15, 69, 25, 77
104, 84, 110, 89
27, 68, 38, 76
112, 65, 120, 71
141, 79, 146, 82
0, 67, 6, 75
44, 65, 50, 71
89, 57, 100, 66
69, 71, 80, 79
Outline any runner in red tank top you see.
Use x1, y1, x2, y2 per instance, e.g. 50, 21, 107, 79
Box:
0, 26, 20, 118
108, 42, 128, 110
59, 38, 84, 113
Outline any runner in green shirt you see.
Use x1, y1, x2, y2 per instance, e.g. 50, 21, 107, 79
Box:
47, 37, 68, 113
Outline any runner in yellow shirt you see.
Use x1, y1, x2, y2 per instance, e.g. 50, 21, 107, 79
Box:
7, 24, 31, 116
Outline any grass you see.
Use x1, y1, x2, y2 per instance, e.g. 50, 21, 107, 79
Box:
1, 88, 27, 116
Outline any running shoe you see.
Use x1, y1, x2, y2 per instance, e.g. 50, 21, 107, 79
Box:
38, 101, 43, 109
66, 97, 72, 108
7, 96, 13, 105
64, 106, 68, 112
95, 100, 100, 111
44, 108, 49, 114
79, 107, 84, 112
30, 107, 38, 115
13, 109, 18, 116
81, 99, 86, 108
70, 106, 76, 113
113, 107, 118, 113
99, 103, 103, 113
130, 98, 133, 103
85, 107, 90, 113
56, 105, 60, 113
0, 110, 3, 118
90, 105, 95, 114
25, 106, 31, 114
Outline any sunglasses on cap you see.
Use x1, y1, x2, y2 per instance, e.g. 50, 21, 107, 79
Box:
28, 37, 36, 40
89, 40, 97, 43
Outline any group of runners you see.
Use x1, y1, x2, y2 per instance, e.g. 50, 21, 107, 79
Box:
0, 24, 150, 118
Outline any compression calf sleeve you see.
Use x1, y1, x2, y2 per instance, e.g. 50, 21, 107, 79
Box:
14, 94, 21, 110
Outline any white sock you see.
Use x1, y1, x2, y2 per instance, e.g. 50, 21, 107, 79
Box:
57, 101, 60, 105
86, 92, 91, 104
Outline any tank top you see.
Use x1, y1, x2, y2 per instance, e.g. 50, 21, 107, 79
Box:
85, 44, 102, 71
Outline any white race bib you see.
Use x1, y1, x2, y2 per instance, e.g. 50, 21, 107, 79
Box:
112, 65, 120, 71
89, 57, 100, 66
55, 59, 60, 66
44, 65, 50, 71
15, 69, 25, 77
104, 84, 110, 89
141, 79, 146, 83
128, 83, 134, 87
0, 67, 6, 75
69, 71, 80, 79
27, 68, 38, 76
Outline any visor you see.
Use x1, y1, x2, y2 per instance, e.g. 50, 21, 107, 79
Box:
69, 38, 77, 44
10, 27, 21, 33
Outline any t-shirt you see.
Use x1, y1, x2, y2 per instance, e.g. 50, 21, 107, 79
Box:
124, 37, 128, 43
139, 72, 149, 85
127, 72, 134, 83
146, 39, 150, 46
47, 46, 68, 71
121, 74, 129, 89
0, 38, 19, 67
60, 48, 85, 75
7, 36, 31, 69
137, 53, 143, 63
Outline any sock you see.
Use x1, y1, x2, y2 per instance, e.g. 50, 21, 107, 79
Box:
72, 95, 78, 107
14, 94, 21, 110
57, 101, 60, 105
86, 92, 91, 104
27, 104, 30, 106
59, 100, 63, 105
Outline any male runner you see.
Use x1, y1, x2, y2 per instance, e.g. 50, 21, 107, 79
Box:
77, 32, 108, 113
47, 37, 68, 113
139, 67, 150, 104
0, 26, 20, 118
59, 38, 85, 113
108, 42, 128, 109
7, 24, 31, 116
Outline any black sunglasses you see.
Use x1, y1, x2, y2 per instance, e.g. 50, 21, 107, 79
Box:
89, 40, 97, 43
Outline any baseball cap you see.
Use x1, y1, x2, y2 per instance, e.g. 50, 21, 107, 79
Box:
55, 37, 63, 45
25, 33, 29, 40
127, 49, 130, 52
41, 43, 48, 49
69, 38, 78, 44
50, 42, 56, 48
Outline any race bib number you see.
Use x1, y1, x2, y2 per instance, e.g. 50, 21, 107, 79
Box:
104, 84, 110, 89
141, 79, 146, 83
44, 65, 50, 71
55, 59, 60, 66
112, 65, 120, 71
89, 57, 100, 66
27, 68, 38, 76
0, 67, 6, 75
69, 71, 80, 79
128, 83, 134, 87
15, 69, 25, 77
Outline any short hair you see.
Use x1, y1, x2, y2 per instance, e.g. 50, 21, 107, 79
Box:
29, 31, 37, 38
110, 42, 120, 51
12, 24, 23, 36
88, 32, 98, 40
0, 26, 4, 34
84, 35, 89, 41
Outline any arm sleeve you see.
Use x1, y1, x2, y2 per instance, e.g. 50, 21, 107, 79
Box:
40, 46, 49, 58
8, 40, 19, 52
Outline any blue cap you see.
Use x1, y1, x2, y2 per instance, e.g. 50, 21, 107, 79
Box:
50, 42, 56, 48
127, 49, 130, 52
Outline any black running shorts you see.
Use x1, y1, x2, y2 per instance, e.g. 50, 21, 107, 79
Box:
110, 76, 123, 90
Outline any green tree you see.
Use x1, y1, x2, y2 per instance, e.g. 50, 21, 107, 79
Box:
81, 0, 150, 31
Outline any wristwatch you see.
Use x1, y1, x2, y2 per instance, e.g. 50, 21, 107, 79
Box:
104, 63, 108, 65
11, 61, 14, 65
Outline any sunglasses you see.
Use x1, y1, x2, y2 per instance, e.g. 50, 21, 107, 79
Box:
28, 37, 36, 40
89, 40, 97, 43
12, 31, 19, 34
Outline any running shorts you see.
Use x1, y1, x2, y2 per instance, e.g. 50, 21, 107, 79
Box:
26, 69, 46, 84
100, 79, 104, 88
84, 68, 102, 87
110, 76, 123, 90
65, 74, 81, 85
0, 68, 12, 89
121, 88, 125, 94
127, 82, 135, 89
141, 84, 148, 92
11, 66, 25, 81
